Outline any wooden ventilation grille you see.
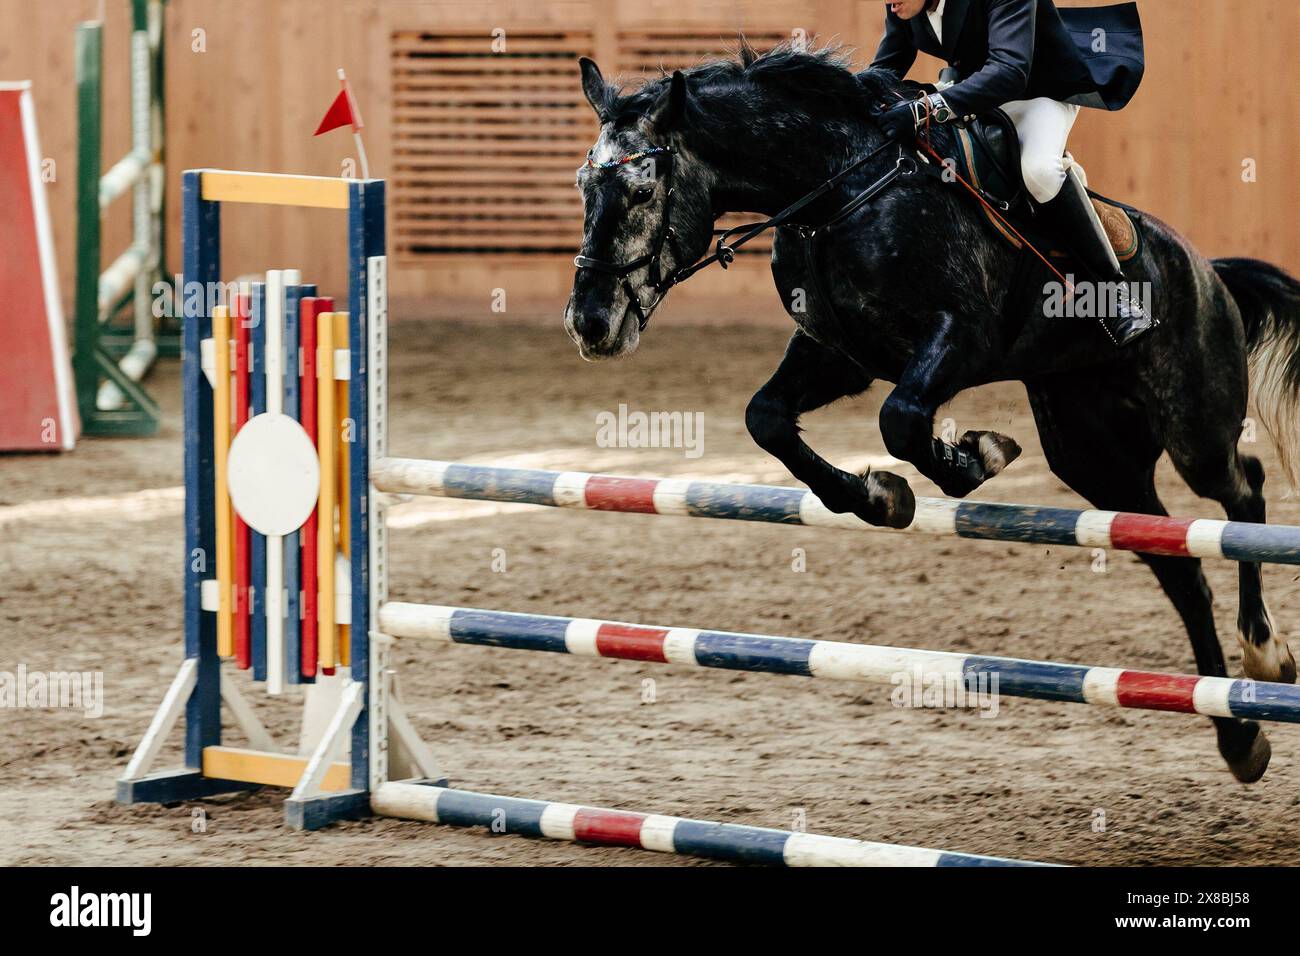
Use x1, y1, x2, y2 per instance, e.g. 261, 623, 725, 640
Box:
616, 29, 792, 78
391, 31, 596, 258
616, 29, 794, 260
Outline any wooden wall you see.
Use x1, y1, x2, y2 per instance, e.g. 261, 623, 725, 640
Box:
2, 0, 1297, 326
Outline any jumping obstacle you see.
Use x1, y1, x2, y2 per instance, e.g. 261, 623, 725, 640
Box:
119, 167, 1300, 867
74, 0, 176, 436
115, 166, 1051, 866
0, 82, 77, 451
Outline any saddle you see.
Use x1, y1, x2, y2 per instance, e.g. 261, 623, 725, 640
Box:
942, 108, 1140, 264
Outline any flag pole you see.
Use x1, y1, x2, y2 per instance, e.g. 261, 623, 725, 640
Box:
353, 132, 370, 181
338, 68, 370, 179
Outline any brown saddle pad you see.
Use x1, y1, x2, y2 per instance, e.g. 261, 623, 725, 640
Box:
1091, 196, 1139, 262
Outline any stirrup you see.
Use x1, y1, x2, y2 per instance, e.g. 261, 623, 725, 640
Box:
1098, 282, 1155, 347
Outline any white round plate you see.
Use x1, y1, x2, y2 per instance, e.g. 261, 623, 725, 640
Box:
227, 412, 321, 535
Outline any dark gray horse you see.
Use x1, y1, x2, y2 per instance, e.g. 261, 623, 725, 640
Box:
564, 42, 1300, 782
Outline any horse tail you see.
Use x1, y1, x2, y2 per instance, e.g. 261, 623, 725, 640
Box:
1214, 256, 1300, 489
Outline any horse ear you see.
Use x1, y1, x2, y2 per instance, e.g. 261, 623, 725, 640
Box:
579, 57, 611, 123
650, 70, 688, 134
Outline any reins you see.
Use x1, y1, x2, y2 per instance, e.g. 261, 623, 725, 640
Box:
573, 85, 1077, 330
672, 136, 902, 283
573, 137, 903, 331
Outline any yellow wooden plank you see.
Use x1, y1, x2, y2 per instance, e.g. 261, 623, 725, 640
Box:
317, 312, 337, 671
200, 170, 352, 210
213, 306, 233, 658
202, 746, 350, 792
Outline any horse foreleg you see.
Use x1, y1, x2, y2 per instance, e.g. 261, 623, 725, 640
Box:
746, 331, 915, 528
878, 313, 1021, 498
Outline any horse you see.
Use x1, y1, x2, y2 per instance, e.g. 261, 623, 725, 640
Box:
563, 41, 1300, 783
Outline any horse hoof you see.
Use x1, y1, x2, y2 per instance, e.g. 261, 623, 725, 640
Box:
1223, 725, 1271, 784
1279, 645, 1297, 684
1239, 636, 1297, 684
960, 430, 1022, 478
863, 470, 915, 529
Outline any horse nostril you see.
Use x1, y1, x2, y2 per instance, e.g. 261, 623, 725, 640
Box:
573, 312, 609, 341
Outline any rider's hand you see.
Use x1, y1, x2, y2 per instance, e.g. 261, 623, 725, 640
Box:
878, 100, 920, 146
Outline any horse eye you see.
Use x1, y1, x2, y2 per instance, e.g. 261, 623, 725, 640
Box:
630, 183, 655, 205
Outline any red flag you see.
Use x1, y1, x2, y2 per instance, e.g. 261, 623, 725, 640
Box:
314, 88, 357, 136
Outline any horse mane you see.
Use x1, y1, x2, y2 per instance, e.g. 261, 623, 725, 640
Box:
603, 39, 901, 126
594, 40, 942, 176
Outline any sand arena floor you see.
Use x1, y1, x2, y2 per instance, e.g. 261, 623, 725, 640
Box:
4, 320, 1300, 866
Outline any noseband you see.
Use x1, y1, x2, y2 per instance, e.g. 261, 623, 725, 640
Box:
573, 146, 684, 331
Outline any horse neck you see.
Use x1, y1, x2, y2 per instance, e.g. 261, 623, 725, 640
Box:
683, 94, 884, 219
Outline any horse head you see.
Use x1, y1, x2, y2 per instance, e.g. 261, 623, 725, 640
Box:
565, 46, 895, 360
565, 59, 717, 359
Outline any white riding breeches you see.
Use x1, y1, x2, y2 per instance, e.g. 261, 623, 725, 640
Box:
1000, 97, 1081, 203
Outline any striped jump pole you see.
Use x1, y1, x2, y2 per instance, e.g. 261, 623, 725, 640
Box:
379, 603, 1300, 724
372, 459, 1300, 565
373, 783, 1050, 867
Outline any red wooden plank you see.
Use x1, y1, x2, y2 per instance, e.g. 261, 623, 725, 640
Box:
298, 296, 333, 678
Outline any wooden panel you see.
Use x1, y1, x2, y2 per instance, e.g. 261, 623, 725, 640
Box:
390, 28, 596, 258
615, 26, 791, 78
0, 0, 1296, 321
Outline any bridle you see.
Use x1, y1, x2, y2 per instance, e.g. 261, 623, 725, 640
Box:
573, 136, 908, 332
572, 146, 684, 331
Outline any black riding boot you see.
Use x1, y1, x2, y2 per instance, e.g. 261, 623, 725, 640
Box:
1039, 168, 1154, 346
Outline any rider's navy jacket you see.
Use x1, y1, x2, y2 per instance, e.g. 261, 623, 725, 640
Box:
871, 0, 1144, 118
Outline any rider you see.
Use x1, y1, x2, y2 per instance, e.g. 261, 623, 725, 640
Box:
870, 0, 1150, 346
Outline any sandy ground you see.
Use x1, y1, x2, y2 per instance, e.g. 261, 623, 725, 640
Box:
4, 320, 1300, 867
